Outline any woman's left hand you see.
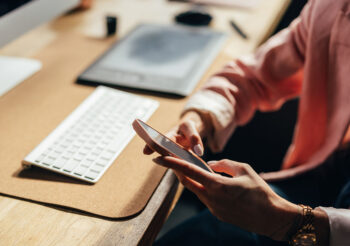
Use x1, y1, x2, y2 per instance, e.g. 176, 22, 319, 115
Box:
153, 157, 300, 241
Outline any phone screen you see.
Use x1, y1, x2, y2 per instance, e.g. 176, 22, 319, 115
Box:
138, 120, 212, 172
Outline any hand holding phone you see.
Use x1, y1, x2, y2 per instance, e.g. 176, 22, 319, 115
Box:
143, 111, 205, 157
132, 119, 213, 173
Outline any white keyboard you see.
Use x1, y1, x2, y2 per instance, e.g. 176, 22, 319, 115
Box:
22, 86, 159, 183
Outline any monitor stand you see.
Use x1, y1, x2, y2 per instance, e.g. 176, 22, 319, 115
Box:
0, 56, 42, 97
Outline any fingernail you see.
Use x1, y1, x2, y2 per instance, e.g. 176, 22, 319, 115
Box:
207, 160, 217, 165
193, 144, 203, 156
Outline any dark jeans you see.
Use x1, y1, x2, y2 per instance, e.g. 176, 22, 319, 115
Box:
155, 146, 350, 246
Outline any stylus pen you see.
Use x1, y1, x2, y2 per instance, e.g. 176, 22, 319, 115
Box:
230, 20, 248, 40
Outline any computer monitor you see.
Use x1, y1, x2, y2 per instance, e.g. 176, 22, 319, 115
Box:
0, 0, 80, 47
0, 0, 80, 96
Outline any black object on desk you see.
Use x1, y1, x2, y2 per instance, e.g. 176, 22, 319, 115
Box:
230, 19, 248, 39
106, 15, 117, 36
175, 10, 212, 26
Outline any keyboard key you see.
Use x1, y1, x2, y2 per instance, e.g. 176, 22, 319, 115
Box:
53, 157, 68, 169
78, 149, 89, 155
43, 149, 51, 156
42, 156, 55, 166
85, 170, 99, 180
82, 159, 94, 167
74, 166, 89, 176
62, 151, 74, 159
92, 148, 102, 156
35, 154, 46, 163
91, 164, 104, 173
70, 145, 80, 152
63, 159, 80, 172
74, 152, 86, 161
50, 151, 60, 159
83, 144, 94, 151
101, 151, 114, 160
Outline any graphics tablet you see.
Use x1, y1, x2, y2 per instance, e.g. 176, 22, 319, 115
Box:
77, 24, 227, 96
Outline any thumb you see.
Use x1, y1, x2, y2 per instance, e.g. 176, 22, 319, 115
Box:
208, 160, 248, 177
178, 121, 204, 156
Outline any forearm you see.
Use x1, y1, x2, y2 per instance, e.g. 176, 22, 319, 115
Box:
182, 25, 305, 152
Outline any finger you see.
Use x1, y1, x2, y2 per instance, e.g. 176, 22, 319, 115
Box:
143, 145, 154, 155
178, 121, 203, 149
174, 134, 189, 148
153, 156, 215, 187
173, 170, 209, 204
207, 160, 218, 165
178, 121, 204, 156
207, 160, 233, 177
209, 160, 248, 177
173, 170, 205, 194
166, 129, 189, 148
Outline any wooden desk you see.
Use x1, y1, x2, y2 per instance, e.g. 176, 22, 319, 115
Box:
0, 0, 289, 245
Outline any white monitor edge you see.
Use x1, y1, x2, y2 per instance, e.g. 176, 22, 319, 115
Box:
0, 0, 80, 48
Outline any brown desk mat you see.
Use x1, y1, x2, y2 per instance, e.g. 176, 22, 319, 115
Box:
0, 34, 184, 218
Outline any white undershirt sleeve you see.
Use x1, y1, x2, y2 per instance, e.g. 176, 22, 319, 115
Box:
318, 207, 350, 246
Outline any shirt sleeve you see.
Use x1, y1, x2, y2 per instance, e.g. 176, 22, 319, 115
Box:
318, 207, 350, 246
183, 1, 313, 152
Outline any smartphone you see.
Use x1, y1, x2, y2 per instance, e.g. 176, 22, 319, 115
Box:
132, 119, 213, 173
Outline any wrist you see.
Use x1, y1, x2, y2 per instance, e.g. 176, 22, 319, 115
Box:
268, 197, 301, 241
286, 206, 329, 246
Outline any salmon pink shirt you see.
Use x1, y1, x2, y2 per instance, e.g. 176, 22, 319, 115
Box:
183, 0, 350, 244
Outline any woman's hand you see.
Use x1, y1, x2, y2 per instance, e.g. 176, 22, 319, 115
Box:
143, 111, 211, 156
153, 157, 301, 241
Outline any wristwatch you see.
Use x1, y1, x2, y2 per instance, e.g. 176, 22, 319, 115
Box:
289, 205, 317, 246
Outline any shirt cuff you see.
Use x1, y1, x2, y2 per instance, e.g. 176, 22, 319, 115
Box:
318, 207, 350, 246
182, 90, 235, 152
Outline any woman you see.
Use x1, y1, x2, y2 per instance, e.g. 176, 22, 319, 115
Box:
145, 0, 350, 245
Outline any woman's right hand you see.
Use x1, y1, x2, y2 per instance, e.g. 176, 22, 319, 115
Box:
143, 111, 210, 156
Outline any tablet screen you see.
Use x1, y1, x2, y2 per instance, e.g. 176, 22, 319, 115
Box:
99, 25, 212, 79
138, 120, 211, 172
